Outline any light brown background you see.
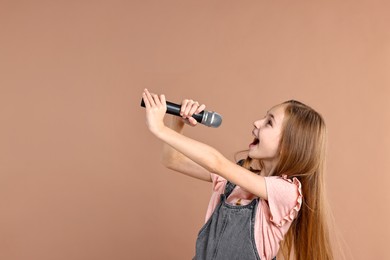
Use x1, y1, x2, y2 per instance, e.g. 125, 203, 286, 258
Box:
1, 1, 389, 259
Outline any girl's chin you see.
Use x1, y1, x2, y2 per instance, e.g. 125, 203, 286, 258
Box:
248, 152, 260, 160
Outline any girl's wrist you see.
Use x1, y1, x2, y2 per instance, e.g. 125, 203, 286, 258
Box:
149, 122, 166, 137
153, 124, 170, 140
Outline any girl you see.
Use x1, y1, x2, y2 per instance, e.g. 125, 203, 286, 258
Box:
142, 89, 333, 260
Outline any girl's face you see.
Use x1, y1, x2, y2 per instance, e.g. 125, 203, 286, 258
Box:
248, 104, 286, 163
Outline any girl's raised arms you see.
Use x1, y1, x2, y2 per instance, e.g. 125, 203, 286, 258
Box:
142, 89, 268, 200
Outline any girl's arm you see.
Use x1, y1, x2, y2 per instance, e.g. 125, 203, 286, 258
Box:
142, 89, 268, 200
161, 116, 212, 182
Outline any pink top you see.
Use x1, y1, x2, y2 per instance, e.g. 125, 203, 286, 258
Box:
206, 173, 303, 260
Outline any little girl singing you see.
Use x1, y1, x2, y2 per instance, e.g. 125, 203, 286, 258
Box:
141, 89, 333, 260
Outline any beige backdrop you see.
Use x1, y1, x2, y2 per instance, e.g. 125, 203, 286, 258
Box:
1, 1, 389, 259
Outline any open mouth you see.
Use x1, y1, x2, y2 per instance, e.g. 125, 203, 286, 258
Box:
249, 138, 259, 147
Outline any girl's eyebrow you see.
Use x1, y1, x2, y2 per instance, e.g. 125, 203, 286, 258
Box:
266, 112, 276, 122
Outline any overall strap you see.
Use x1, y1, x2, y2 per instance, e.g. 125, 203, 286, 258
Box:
223, 181, 236, 198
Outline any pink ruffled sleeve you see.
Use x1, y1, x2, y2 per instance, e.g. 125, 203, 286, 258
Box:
210, 173, 226, 190
264, 175, 303, 227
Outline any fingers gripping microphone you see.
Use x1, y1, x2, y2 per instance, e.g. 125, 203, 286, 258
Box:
140, 99, 222, 128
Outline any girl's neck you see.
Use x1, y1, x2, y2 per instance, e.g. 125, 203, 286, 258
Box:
261, 160, 277, 177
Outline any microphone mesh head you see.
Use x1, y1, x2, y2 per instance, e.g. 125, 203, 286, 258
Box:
202, 111, 222, 127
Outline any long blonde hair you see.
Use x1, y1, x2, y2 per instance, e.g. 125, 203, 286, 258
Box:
239, 100, 333, 260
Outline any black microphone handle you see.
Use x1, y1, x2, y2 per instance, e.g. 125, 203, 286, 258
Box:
140, 99, 204, 123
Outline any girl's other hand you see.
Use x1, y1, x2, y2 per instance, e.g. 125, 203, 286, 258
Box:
142, 89, 167, 134
180, 98, 206, 126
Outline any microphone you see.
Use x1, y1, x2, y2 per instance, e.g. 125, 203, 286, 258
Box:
140, 99, 222, 128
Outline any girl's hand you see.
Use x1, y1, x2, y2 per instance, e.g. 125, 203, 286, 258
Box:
180, 98, 206, 126
142, 89, 167, 134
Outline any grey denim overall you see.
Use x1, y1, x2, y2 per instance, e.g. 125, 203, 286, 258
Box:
193, 180, 277, 260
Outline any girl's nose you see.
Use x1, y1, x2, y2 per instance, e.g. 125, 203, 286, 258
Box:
253, 120, 261, 128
